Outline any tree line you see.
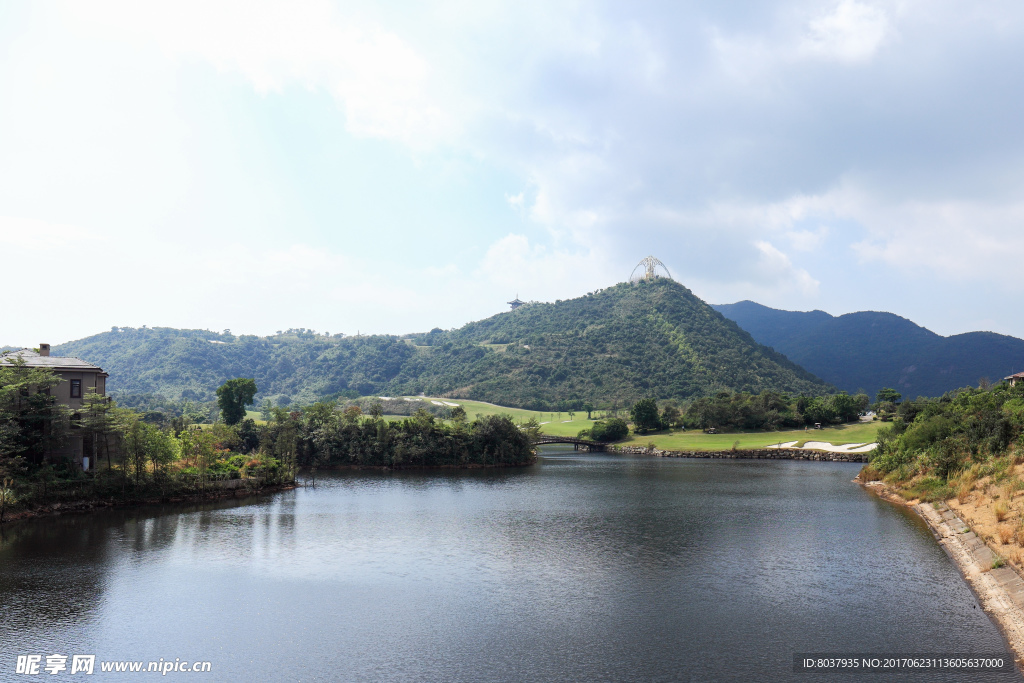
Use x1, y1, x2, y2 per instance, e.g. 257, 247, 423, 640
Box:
0, 367, 532, 521
582, 390, 873, 437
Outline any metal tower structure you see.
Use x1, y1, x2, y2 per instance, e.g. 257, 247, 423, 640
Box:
629, 255, 672, 283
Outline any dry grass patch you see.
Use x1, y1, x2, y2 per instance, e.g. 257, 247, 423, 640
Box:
956, 483, 973, 504
995, 501, 1010, 522
1007, 476, 1024, 498
999, 526, 1014, 544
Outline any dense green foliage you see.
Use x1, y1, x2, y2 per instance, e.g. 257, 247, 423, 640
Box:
682, 390, 869, 431
714, 300, 1024, 399
217, 378, 258, 425
581, 418, 629, 442
299, 407, 534, 468
869, 381, 1024, 482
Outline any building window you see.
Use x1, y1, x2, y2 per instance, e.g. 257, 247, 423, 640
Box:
71, 413, 81, 429
70, 379, 82, 398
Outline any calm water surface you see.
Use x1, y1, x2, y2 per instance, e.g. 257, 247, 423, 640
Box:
0, 449, 1018, 681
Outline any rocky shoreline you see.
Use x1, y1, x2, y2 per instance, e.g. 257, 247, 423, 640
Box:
610, 445, 869, 462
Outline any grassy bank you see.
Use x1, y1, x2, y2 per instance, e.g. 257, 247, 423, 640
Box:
239, 397, 881, 451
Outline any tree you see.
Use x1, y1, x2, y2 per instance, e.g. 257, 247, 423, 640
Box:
630, 398, 663, 433
0, 477, 15, 524
342, 405, 362, 425
876, 388, 902, 405
583, 402, 595, 420
82, 389, 116, 471
449, 405, 467, 424
178, 428, 217, 491
661, 404, 682, 428
827, 392, 861, 423
589, 418, 628, 442
0, 358, 68, 465
521, 417, 541, 444
803, 396, 837, 425
216, 379, 258, 425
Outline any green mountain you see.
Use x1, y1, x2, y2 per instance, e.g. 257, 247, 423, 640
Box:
53, 280, 833, 410
395, 279, 831, 408
713, 300, 1024, 400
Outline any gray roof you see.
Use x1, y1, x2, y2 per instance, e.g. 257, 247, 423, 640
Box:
0, 349, 105, 372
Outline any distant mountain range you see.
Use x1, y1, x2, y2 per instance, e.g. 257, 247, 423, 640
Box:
713, 301, 1024, 400
21, 284, 1016, 408
46, 280, 833, 410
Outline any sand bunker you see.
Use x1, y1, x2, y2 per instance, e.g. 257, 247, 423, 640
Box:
767, 441, 878, 453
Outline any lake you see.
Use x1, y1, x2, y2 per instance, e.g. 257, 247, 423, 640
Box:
0, 448, 1017, 681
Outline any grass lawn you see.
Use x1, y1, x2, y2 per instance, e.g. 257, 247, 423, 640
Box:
416, 397, 607, 436
617, 421, 882, 451
241, 397, 882, 451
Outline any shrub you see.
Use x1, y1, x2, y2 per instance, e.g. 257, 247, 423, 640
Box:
872, 447, 916, 475
999, 526, 1014, 544
859, 464, 883, 482
903, 476, 953, 503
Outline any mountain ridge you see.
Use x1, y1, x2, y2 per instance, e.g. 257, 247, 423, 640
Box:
51, 280, 835, 410
713, 300, 1024, 399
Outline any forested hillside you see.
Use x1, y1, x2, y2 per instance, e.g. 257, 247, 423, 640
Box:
53, 280, 834, 410
55, 329, 413, 407
714, 300, 1024, 399
388, 279, 832, 407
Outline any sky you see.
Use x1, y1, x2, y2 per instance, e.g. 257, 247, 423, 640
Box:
3, 0, 1024, 347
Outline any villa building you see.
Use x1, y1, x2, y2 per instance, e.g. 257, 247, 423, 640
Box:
0, 344, 108, 469
1006, 371, 1024, 387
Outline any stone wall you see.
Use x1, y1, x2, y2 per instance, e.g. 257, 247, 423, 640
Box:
607, 445, 869, 463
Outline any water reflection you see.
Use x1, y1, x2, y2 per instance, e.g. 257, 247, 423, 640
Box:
0, 452, 1016, 682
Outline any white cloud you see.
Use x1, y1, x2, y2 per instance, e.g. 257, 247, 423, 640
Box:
505, 191, 525, 214
754, 241, 820, 294
64, 0, 455, 147
850, 200, 1024, 286
477, 234, 612, 300
801, 1, 892, 63
785, 227, 830, 251
7, 1, 1024, 342
0, 215, 104, 251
